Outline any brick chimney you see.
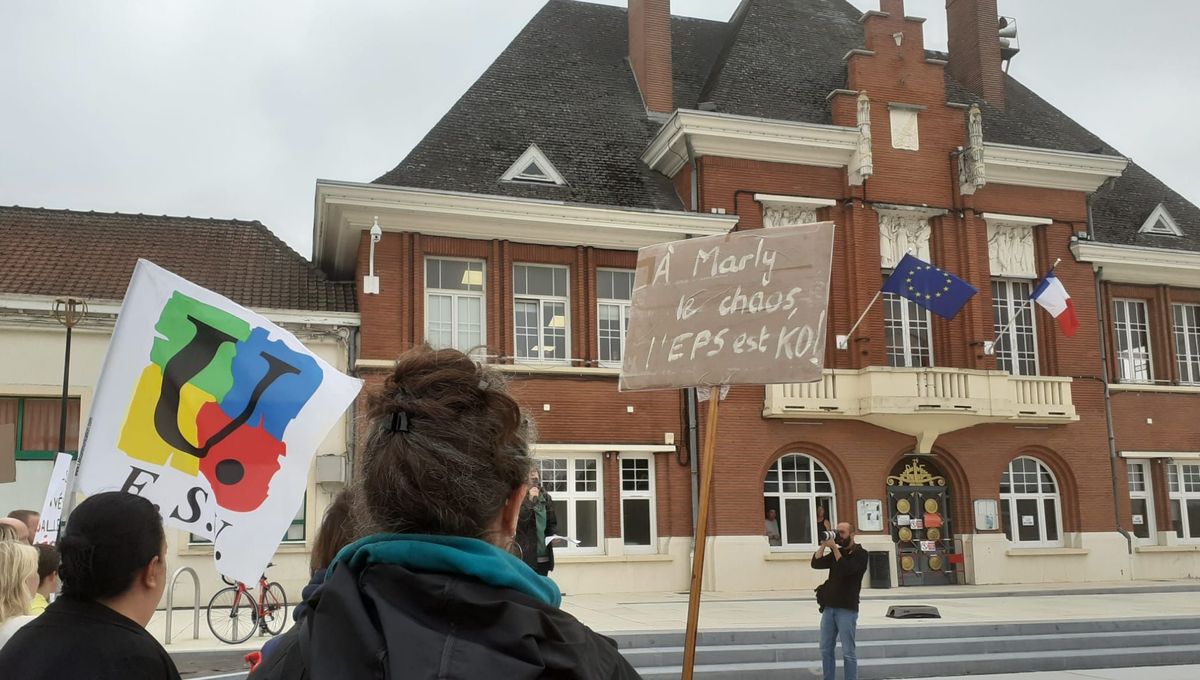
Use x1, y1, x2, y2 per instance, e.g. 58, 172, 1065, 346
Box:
946, 0, 1005, 109
628, 0, 673, 114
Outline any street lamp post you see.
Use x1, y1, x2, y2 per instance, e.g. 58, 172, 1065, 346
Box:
52, 298, 87, 454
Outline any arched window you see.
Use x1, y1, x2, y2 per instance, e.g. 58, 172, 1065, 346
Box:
1000, 456, 1063, 547
763, 453, 836, 549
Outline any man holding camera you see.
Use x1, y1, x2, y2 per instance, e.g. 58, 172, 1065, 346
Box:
811, 522, 869, 680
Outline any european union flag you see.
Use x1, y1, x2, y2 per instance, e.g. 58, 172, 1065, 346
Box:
882, 254, 978, 320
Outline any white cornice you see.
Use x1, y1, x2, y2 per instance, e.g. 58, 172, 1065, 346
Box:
531, 443, 675, 454
314, 181, 739, 278
753, 194, 839, 208
983, 143, 1128, 192
641, 110, 860, 178
0, 293, 360, 327
1072, 241, 1200, 287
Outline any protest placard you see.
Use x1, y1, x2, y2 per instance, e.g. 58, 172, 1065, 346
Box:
77, 260, 362, 585
34, 452, 73, 544
619, 222, 835, 391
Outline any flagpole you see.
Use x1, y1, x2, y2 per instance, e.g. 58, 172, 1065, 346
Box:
984, 258, 1060, 356
837, 291, 882, 350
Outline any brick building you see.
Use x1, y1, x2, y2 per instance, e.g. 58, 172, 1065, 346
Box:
314, 0, 1200, 591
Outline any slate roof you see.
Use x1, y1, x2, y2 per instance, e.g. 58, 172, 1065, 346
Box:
0, 206, 356, 312
376, 0, 1199, 253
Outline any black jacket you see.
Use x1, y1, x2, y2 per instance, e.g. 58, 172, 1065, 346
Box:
0, 596, 181, 680
250, 558, 639, 680
516, 491, 558, 572
811, 544, 870, 612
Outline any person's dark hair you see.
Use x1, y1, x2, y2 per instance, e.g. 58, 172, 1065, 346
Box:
35, 544, 60, 583
58, 492, 164, 600
7, 509, 37, 524
311, 489, 357, 572
356, 345, 534, 543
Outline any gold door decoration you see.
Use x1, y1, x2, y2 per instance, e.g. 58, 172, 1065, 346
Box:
898, 527, 913, 542
896, 498, 911, 514
924, 498, 940, 513
901, 555, 915, 571
928, 555, 943, 571
887, 460, 946, 487
927, 527, 941, 541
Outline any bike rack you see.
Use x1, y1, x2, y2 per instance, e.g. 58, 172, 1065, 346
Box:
165, 566, 201, 645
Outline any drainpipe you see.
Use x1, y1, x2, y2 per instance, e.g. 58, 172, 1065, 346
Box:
685, 138, 701, 534
1088, 187, 1133, 556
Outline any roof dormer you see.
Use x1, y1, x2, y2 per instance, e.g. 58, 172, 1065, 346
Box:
500, 144, 567, 186
1138, 203, 1182, 237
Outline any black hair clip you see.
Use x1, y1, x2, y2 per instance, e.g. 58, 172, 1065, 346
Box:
390, 411, 410, 433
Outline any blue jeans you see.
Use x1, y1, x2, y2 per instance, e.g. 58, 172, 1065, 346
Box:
820, 607, 858, 680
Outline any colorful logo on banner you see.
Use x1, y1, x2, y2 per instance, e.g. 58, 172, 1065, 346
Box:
117, 292, 321, 512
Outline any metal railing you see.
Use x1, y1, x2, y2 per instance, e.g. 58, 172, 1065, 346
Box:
165, 566, 200, 645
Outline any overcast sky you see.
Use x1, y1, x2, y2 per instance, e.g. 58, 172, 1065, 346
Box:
3, 1, 1196, 257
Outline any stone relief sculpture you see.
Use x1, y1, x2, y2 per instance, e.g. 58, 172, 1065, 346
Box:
850, 91, 874, 185
959, 104, 986, 195
878, 212, 931, 268
763, 205, 818, 228
987, 222, 1035, 278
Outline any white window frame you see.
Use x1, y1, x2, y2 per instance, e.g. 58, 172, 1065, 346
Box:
991, 279, 1039, 376
1127, 459, 1157, 547
1168, 462, 1200, 543
1000, 456, 1064, 548
597, 268, 634, 368
424, 257, 486, 355
762, 453, 837, 552
1172, 303, 1200, 386
513, 264, 570, 364
619, 455, 657, 554
534, 453, 603, 556
1113, 298, 1154, 384
884, 284, 934, 368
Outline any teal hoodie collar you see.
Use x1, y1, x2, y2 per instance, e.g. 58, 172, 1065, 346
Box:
331, 533, 562, 608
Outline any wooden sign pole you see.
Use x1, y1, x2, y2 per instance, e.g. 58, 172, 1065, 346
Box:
681, 392, 721, 680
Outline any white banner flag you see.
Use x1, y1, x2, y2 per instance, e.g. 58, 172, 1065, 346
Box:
77, 260, 363, 584
34, 452, 74, 544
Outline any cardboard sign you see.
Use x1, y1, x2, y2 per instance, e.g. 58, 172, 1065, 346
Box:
0, 423, 14, 484
924, 513, 943, 528
34, 452, 74, 544
857, 499, 883, 533
77, 260, 363, 585
619, 223, 835, 391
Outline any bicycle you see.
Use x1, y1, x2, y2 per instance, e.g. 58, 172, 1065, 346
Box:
206, 563, 288, 645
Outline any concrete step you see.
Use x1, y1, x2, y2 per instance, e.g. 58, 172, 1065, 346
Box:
610, 616, 1200, 649
632, 643, 1200, 680
621, 627, 1200, 667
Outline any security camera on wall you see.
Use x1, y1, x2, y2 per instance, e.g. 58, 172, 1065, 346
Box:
364, 216, 382, 295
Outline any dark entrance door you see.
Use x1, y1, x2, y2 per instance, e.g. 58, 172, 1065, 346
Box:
887, 458, 955, 586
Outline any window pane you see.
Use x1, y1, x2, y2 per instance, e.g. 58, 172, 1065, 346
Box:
523, 265, 553, 296
1131, 498, 1150, 539
599, 303, 624, 363
1170, 500, 1184, 538
1001, 499, 1013, 540
597, 270, 614, 300
1185, 465, 1200, 493
553, 268, 568, 297
621, 458, 650, 492
1128, 464, 1145, 492
576, 500, 598, 548
425, 258, 441, 288
514, 300, 539, 359
1043, 499, 1059, 542
457, 296, 483, 352
575, 458, 597, 492
1169, 465, 1180, 493
1016, 498, 1040, 542
514, 265, 529, 295
552, 499, 569, 533
1189, 500, 1200, 539
784, 498, 813, 546
543, 301, 566, 360
614, 271, 634, 301
623, 498, 652, 546
427, 293, 453, 349
539, 459, 568, 493
21, 398, 80, 452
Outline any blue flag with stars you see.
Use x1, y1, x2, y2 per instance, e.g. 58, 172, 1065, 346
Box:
882, 254, 978, 320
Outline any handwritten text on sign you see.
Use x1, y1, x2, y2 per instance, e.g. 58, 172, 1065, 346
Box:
619, 222, 834, 391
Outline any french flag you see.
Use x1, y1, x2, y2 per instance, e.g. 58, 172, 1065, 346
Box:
1031, 268, 1079, 337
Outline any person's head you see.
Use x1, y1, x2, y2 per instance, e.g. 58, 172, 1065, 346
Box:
766, 509, 777, 521
0, 541, 38, 622
7, 510, 39, 542
58, 492, 167, 626
356, 345, 534, 549
35, 543, 60, 597
835, 521, 855, 548
310, 489, 357, 573
816, 505, 826, 519
0, 517, 30, 544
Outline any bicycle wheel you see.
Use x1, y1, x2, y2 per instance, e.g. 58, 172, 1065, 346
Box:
207, 586, 256, 644
260, 581, 289, 636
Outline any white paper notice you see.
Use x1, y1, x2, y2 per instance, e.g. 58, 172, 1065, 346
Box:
34, 452, 74, 544
546, 535, 581, 546
1021, 515, 1036, 527
1132, 514, 1144, 525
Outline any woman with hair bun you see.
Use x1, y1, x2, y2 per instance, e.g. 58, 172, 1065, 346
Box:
253, 345, 640, 679
0, 491, 180, 679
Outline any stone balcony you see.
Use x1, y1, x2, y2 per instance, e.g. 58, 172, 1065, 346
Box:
763, 368, 1078, 452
